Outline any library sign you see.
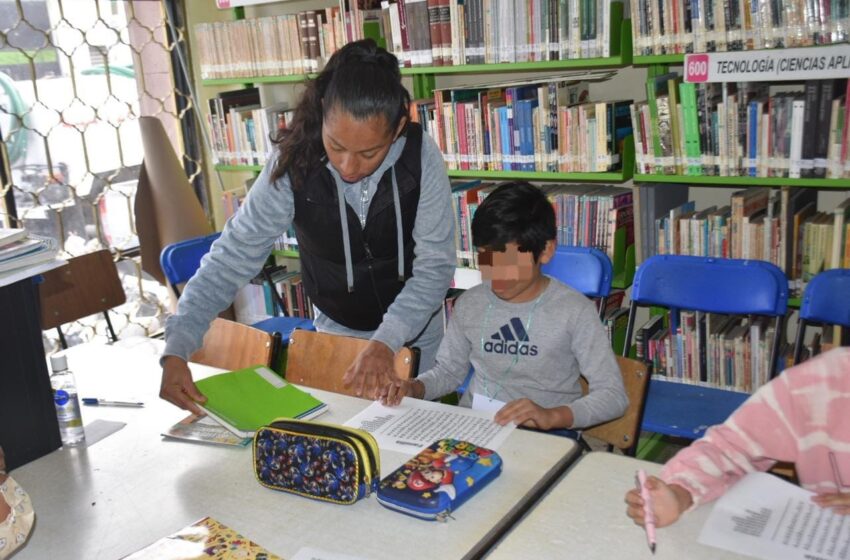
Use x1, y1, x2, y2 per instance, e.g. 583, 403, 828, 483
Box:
684, 44, 850, 83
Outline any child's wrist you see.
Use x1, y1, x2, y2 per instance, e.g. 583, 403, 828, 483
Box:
670, 483, 694, 514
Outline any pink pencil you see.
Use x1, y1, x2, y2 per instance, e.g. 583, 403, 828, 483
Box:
637, 469, 657, 554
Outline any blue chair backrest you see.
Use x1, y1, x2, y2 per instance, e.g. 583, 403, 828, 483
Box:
160, 232, 222, 287
800, 269, 850, 327
541, 246, 613, 298
631, 255, 788, 317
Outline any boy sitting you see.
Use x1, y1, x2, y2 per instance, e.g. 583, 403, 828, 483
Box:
380, 181, 627, 435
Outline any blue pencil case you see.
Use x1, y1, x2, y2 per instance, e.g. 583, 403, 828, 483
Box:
376, 439, 502, 521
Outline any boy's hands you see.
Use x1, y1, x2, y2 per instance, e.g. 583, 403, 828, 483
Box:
380, 378, 425, 406
812, 493, 850, 514
625, 476, 693, 528
493, 398, 573, 431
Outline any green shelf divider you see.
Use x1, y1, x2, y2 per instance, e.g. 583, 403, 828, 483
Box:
448, 169, 627, 182
215, 164, 264, 172
633, 54, 685, 65
634, 173, 850, 189
788, 297, 801, 309
272, 249, 300, 258
202, 74, 317, 86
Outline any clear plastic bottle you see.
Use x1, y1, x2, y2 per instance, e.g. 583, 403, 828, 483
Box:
50, 354, 86, 447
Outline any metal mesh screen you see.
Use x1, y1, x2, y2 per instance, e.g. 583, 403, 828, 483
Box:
0, 0, 205, 351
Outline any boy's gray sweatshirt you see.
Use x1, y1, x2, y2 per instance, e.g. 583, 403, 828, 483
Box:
163, 133, 456, 361
417, 278, 628, 429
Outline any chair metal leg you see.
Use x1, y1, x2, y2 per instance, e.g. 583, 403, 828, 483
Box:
103, 311, 118, 343
793, 319, 807, 366
56, 327, 68, 350
622, 302, 637, 357
598, 296, 608, 320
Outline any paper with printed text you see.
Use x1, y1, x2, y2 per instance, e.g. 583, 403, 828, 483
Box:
698, 472, 850, 560
344, 397, 515, 454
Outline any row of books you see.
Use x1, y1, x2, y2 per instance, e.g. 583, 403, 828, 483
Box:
207, 88, 293, 166
194, 0, 621, 79
221, 187, 297, 254
450, 180, 634, 268
634, 312, 779, 393
631, 0, 850, 55
234, 269, 314, 325
195, 10, 345, 79
633, 76, 850, 178
651, 187, 850, 295
382, 0, 619, 66
424, 77, 632, 174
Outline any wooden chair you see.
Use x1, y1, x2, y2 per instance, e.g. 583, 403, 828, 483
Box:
579, 355, 651, 455
284, 330, 418, 397
190, 318, 282, 371
38, 249, 126, 349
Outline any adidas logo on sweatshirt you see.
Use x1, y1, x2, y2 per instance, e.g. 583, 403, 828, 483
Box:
482, 318, 539, 356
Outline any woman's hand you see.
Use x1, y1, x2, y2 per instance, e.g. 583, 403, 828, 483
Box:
342, 340, 398, 399
812, 492, 850, 514
625, 476, 693, 528
379, 378, 425, 406
159, 356, 206, 415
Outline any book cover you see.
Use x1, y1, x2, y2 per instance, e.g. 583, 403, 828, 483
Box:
0, 228, 26, 247
162, 414, 252, 447
196, 365, 328, 438
121, 516, 280, 559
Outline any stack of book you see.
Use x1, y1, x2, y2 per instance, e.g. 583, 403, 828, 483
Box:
0, 228, 59, 279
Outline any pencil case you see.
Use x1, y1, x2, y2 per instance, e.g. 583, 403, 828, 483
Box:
376, 439, 502, 521
253, 419, 380, 505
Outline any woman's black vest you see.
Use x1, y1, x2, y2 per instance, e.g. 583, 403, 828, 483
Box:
291, 124, 423, 331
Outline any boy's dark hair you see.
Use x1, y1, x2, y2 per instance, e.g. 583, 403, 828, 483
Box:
471, 181, 556, 261
271, 39, 410, 189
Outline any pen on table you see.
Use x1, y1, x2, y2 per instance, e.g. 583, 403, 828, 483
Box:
637, 469, 657, 554
82, 398, 144, 408
395, 440, 422, 447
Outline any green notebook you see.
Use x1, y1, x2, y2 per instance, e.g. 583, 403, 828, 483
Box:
195, 365, 327, 437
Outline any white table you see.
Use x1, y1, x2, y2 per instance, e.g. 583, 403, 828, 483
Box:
11, 342, 580, 560
486, 452, 754, 559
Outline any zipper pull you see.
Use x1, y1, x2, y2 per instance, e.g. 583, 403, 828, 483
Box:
363, 241, 374, 260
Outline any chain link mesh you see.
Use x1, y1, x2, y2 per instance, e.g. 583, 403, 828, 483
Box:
0, 0, 204, 352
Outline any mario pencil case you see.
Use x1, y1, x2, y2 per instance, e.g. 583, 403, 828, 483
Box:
376, 439, 502, 521
253, 419, 380, 505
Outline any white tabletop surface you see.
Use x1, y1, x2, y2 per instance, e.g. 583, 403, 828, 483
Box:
11, 342, 580, 560
486, 451, 755, 559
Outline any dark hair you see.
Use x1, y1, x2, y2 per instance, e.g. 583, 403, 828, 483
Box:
271, 39, 411, 189
472, 181, 556, 261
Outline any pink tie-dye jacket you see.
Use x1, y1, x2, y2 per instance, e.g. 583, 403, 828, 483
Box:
661, 347, 850, 507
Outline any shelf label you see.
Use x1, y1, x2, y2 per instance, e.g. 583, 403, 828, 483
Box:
684, 44, 850, 83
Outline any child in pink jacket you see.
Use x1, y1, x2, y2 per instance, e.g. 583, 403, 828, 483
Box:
626, 346, 850, 528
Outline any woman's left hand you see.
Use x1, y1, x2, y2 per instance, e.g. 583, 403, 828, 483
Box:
343, 340, 398, 399
812, 492, 850, 514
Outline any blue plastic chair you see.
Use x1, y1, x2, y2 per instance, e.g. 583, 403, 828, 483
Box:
793, 269, 850, 364
541, 246, 613, 318
160, 232, 315, 345
622, 255, 788, 440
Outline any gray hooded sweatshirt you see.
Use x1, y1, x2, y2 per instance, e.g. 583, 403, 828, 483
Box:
163, 132, 456, 366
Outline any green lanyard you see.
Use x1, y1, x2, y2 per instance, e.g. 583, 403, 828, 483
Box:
476, 289, 546, 401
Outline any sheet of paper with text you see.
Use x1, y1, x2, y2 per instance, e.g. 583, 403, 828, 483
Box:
344, 397, 515, 454
699, 471, 850, 560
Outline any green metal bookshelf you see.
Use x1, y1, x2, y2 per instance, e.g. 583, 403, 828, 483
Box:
634, 173, 850, 189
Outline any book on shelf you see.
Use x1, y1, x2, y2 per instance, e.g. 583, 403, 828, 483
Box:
195, 1, 625, 78
430, 75, 630, 175
631, 0, 849, 55
195, 365, 328, 438
121, 516, 281, 559
633, 76, 850, 179
162, 413, 252, 447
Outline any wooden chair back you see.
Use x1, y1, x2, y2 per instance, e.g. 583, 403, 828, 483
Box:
38, 249, 126, 330
285, 330, 418, 397
190, 318, 281, 371
581, 355, 650, 452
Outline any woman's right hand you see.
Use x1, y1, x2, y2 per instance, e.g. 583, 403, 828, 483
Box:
159, 356, 206, 415
624, 476, 693, 528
